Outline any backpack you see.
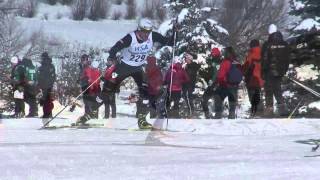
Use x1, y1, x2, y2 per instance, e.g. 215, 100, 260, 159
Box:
227, 62, 243, 85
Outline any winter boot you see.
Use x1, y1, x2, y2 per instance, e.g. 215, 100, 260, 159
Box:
264, 106, 274, 118
213, 111, 222, 119
75, 114, 91, 126
228, 112, 236, 119
204, 111, 213, 119
278, 103, 289, 117
137, 114, 152, 129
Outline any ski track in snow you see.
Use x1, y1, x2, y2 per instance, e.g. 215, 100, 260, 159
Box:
1, 117, 320, 179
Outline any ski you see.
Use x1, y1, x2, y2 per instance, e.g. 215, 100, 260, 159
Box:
112, 142, 219, 150
43, 124, 196, 133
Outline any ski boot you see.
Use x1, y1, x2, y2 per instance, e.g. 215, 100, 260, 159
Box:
137, 114, 152, 129
73, 114, 91, 126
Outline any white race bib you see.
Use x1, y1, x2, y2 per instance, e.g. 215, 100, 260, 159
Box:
120, 32, 153, 66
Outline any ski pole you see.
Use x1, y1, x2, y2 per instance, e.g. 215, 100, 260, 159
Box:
288, 78, 320, 98
40, 74, 103, 129
167, 18, 178, 130
287, 98, 303, 119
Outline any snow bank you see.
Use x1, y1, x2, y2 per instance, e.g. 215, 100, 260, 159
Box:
295, 64, 319, 81
308, 101, 320, 110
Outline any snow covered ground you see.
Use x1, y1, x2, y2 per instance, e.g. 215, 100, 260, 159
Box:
1, 116, 320, 179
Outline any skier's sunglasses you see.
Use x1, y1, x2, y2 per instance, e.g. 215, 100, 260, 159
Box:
139, 28, 152, 33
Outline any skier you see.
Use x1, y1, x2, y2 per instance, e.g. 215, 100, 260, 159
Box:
165, 56, 190, 118
38, 52, 56, 118
10, 56, 25, 118
261, 24, 290, 117
242, 40, 264, 117
145, 56, 163, 118
202, 47, 222, 119
104, 18, 176, 129
102, 61, 117, 119
182, 52, 200, 117
214, 47, 242, 119
76, 61, 101, 124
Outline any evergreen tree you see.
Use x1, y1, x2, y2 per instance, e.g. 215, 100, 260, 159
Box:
290, 0, 320, 21
157, 0, 228, 69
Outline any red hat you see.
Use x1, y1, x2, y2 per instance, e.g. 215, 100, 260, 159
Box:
211, 48, 221, 57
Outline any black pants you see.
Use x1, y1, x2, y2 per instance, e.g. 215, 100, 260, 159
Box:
202, 85, 216, 113
167, 91, 181, 118
24, 85, 38, 116
14, 98, 25, 116
103, 62, 148, 116
148, 95, 158, 118
102, 92, 116, 118
264, 74, 284, 107
215, 87, 238, 117
40, 88, 54, 118
247, 87, 261, 115
182, 84, 195, 115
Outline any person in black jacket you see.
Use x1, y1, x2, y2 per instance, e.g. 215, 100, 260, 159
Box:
261, 24, 290, 117
38, 52, 56, 118
182, 53, 200, 117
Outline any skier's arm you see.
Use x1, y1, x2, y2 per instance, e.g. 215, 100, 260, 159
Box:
152, 31, 176, 46
108, 34, 132, 59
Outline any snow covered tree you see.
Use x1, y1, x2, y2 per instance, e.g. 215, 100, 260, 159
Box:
290, 0, 320, 33
158, 0, 228, 67
156, 0, 228, 118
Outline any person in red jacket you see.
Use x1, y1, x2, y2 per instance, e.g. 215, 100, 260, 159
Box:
145, 56, 163, 118
102, 61, 117, 119
215, 46, 241, 119
242, 39, 264, 117
76, 61, 101, 124
165, 57, 190, 118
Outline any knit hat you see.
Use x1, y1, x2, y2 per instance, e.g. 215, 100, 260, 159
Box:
211, 48, 221, 57
268, 24, 277, 34
10, 56, 19, 64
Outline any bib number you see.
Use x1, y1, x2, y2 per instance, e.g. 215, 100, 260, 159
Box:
129, 54, 146, 63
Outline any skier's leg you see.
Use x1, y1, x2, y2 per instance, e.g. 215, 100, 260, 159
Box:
264, 75, 274, 116
227, 88, 238, 119
110, 93, 116, 118
132, 70, 152, 129
214, 88, 226, 119
202, 86, 215, 119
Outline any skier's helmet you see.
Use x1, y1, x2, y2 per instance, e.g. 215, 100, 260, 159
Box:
138, 18, 153, 31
